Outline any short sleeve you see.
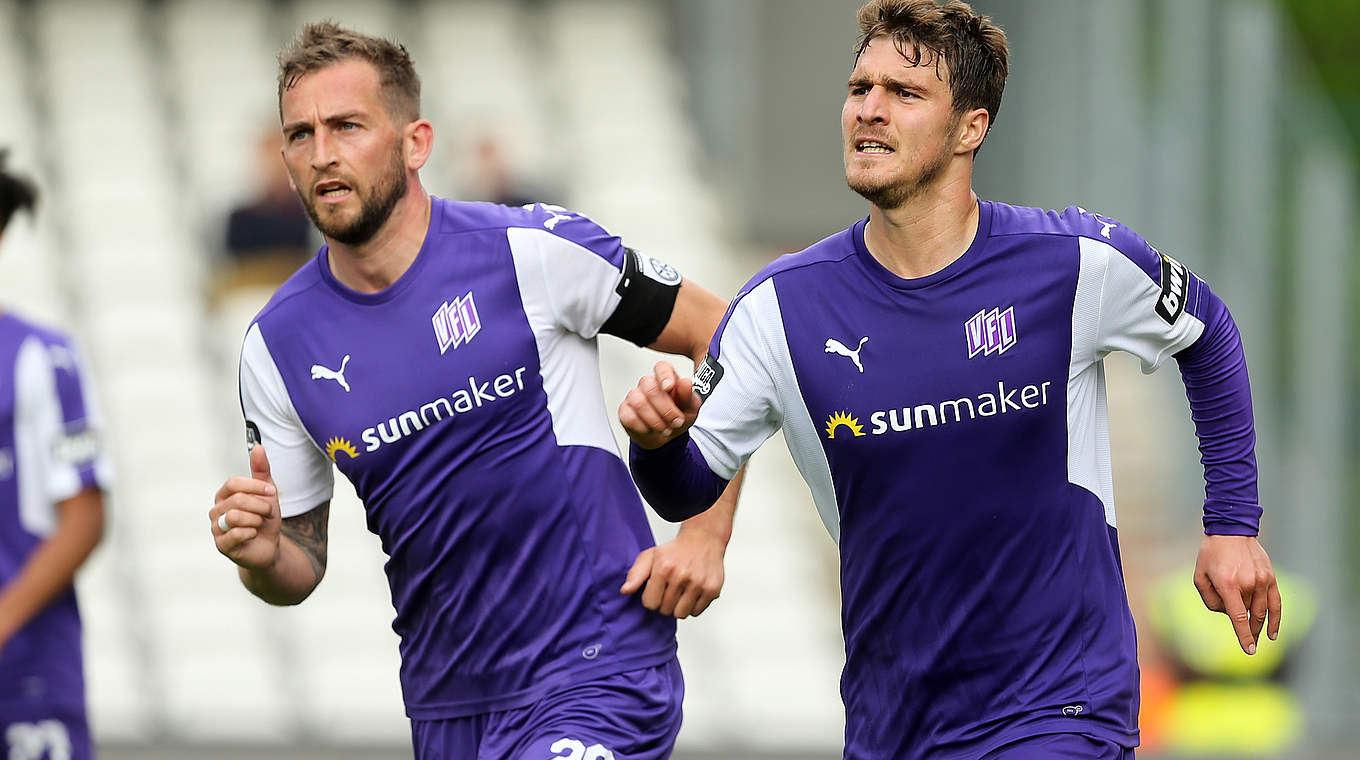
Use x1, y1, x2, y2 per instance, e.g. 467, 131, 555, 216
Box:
239, 323, 333, 517
689, 280, 784, 479
14, 336, 113, 528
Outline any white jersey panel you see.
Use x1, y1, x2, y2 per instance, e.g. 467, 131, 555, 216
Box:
507, 227, 624, 339
507, 227, 621, 455
11, 337, 111, 536
1084, 237, 1206, 372
240, 323, 333, 517
691, 279, 842, 543
14, 337, 62, 536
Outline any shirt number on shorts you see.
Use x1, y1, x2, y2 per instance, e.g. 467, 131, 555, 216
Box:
5, 720, 72, 760
549, 737, 615, 760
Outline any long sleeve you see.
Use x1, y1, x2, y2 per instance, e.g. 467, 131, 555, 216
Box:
1173, 292, 1261, 535
629, 433, 730, 522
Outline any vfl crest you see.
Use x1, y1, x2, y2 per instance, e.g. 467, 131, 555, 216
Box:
966, 307, 1017, 358
433, 292, 482, 354
825, 336, 869, 373
311, 355, 352, 391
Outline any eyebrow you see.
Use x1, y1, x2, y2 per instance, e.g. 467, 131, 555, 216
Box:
847, 75, 930, 95
282, 111, 367, 134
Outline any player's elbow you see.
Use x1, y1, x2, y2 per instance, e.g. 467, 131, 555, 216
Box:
650, 499, 712, 524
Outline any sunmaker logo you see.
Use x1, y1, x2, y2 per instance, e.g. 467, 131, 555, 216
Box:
357, 367, 530, 453
827, 378, 1054, 440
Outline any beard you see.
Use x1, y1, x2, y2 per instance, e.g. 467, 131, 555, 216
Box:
846, 141, 952, 211
301, 145, 408, 246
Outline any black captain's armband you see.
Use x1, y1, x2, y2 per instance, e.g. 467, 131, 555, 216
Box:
601, 247, 682, 346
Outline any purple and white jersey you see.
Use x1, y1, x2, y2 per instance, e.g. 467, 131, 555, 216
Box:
238, 199, 679, 719
662, 201, 1259, 758
0, 313, 111, 715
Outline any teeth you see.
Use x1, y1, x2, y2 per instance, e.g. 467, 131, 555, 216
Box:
859, 143, 892, 154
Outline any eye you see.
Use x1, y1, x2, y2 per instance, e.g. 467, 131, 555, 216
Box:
898, 88, 917, 99
339, 122, 359, 131
288, 128, 311, 143
849, 85, 869, 96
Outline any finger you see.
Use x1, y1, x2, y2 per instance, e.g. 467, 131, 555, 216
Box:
1248, 585, 1267, 642
1219, 584, 1256, 654
1194, 571, 1224, 612
215, 476, 276, 502
224, 508, 265, 531
639, 375, 685, 430
672, 586, 702, 619
621, 549, 654, 594
673, 376, 699, 417
654, 361, 681, 392
250, 444, 275, 486
691, 589, 718, 617
657, 575, 689, 617
215, 526, 259, 554
625, 386, 670, 433
216, 491, 275, 517
1267, 578, 1283, 641
640, 573, 667, 612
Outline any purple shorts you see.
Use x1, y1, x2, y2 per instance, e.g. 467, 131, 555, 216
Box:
411, 658, 683, 760
982, 733, 1134, 759
0, 709, 93, 760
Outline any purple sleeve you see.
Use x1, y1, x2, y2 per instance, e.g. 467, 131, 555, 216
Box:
628, 433, 730, 522
1174, 288, 1261, 535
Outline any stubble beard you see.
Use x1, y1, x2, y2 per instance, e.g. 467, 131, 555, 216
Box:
846, 140, 952, 211
301, 145, 409, 246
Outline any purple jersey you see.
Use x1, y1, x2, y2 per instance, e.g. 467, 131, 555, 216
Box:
0, 313, 111, 717
636, 201, 1259, 758
238, 199, 678, 719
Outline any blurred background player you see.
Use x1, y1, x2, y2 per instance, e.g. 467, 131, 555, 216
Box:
622, 1, 1280, 758
208, 23, 739, 759
0, 151, 111, 760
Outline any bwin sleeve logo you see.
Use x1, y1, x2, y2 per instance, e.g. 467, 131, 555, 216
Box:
692, 355, 724, 401
1155, 253, 1189, 325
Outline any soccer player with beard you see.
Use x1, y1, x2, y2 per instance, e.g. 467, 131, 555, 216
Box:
0, 152, 110, 760
208, 23, 738, 759
620, 1, 1281, 758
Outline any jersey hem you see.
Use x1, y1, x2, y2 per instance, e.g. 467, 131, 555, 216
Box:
401, 641, 677, 719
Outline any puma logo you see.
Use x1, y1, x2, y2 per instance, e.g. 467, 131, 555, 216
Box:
825, 337, 869, 373
310, 355, 351, 392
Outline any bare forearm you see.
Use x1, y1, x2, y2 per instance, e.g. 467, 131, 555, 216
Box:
0, 491, 103, 643
238, 536, 323, 605
678, 465, 744, 546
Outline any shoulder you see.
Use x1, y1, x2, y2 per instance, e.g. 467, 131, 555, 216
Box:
435, 198, 628, 269
1, 313, 79, 369
988, 200, 1165, 284
731, 224, 860, 310
248, 254, 327, 330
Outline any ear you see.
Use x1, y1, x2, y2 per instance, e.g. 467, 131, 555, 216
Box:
955, 107, 990, 155
405, 119, 434, 171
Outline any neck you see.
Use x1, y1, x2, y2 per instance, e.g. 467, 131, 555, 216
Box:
862, 167, 980, 280
326, 181, 432, 293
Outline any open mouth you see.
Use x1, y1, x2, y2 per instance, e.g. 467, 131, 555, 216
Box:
315, 179, 353, 202
855, 139, 895, 155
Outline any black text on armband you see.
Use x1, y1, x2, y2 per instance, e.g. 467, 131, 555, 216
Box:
693, 354, 724, 401
1155, 253, 1188, 325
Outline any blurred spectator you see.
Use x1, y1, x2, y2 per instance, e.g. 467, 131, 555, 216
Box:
212, 126, 314, 301
466, 135, 546, 208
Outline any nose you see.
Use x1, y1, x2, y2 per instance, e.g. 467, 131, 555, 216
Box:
857, 85, 889, 125
310, 127, 338, 171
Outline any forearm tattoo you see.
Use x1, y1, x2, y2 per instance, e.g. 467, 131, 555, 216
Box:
282, 503, 330, 582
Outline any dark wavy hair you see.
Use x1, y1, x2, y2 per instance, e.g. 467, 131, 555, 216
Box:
855, 0, 1009, 149
0, 150, 38, 235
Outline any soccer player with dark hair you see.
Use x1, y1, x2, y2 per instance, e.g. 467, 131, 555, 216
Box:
0, 151, 110, 760
621, 1, 1280, 757
208, 23, 738, 759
